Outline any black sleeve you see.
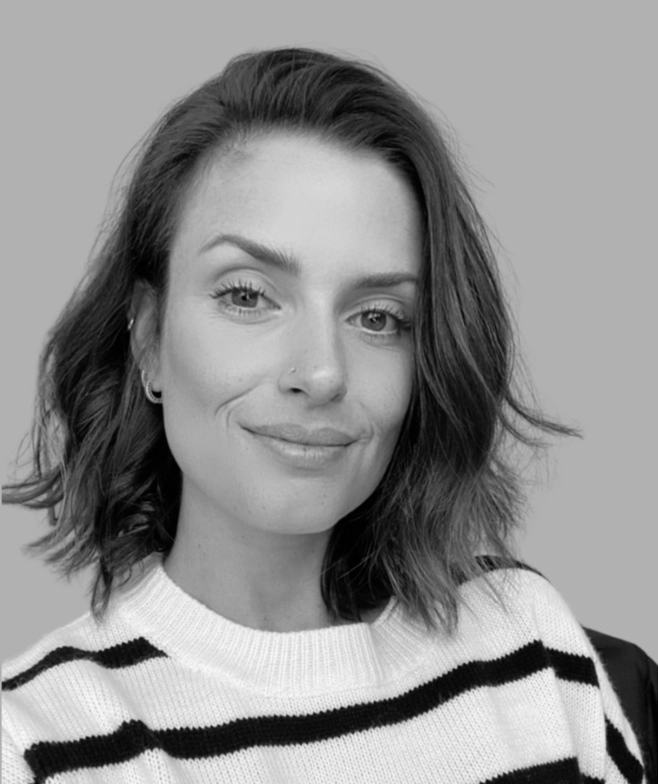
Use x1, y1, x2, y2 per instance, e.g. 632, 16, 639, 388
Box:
584, 627, 657, 784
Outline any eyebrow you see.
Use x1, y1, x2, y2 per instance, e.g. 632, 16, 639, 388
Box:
200, 233, 418, 289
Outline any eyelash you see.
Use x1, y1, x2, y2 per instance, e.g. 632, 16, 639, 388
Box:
211, 281, 411, 338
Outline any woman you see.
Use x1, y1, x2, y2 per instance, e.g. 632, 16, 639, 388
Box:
2, 47, 646, 783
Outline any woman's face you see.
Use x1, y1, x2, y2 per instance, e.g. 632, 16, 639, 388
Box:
149, 133, 421, 540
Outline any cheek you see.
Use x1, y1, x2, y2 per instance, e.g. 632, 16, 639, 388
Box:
157, 315, 249, 451
360, 350, 414, 443
161, 322, 220, 404
159, 308, 258, 402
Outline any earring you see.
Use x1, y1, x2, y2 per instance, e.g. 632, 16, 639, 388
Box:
127, 316, 135, 332
141, 369, 163, 404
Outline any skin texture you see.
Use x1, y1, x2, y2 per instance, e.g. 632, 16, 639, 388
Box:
135, 133, 422, 631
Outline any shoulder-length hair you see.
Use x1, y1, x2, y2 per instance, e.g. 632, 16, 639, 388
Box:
4, 47, 575, 630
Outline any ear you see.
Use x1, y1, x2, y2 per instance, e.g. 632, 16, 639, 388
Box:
129, 280, 162, 391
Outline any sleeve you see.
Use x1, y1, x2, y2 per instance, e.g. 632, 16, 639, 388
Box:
518, 570, 647, 783
2, 719, 35, 784
585, 628, 658, 782
592, 652, 651, 784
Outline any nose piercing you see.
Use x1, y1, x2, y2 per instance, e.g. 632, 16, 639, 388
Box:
289, 367, 296, 374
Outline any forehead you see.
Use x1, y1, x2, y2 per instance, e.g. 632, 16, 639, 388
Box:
170, 133, 423, 282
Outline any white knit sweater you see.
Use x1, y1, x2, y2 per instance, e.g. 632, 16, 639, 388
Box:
2, 556, 646, 783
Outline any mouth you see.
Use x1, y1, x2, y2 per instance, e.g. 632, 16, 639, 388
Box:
244, 423, 357, 447
243, 423, 356, 470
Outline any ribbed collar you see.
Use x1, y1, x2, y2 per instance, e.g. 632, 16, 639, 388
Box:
114, 555, 431, 696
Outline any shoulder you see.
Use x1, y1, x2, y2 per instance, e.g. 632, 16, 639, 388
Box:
2, 603, 163, 691
458, 557, 584, 645
446, 560, 601, 693
2, 598, 166, 756
454, 558, 648, 782
2, 611, 98, 776
460, 559, 633, 684
3, 558, 166, 701
3, 609, 96, 684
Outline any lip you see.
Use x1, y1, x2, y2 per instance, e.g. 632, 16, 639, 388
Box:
244, 423, 357, 447
243, 423, 357, 471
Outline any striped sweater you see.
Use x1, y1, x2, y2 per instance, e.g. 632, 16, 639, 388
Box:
2, 555, 646, 783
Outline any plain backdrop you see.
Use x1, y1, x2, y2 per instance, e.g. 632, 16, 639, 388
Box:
2, 2, 656, 662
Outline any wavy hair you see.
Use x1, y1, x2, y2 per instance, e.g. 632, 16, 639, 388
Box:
3, 47, 576, 630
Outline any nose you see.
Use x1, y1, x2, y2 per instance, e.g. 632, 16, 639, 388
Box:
279, 314, 348, 404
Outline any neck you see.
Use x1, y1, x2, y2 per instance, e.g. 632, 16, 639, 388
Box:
163, 504, 336, 633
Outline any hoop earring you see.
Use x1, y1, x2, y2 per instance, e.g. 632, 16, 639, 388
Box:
141, 369, 163, 404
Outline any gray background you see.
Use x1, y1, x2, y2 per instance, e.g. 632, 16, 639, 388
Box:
2, 2, 656, 662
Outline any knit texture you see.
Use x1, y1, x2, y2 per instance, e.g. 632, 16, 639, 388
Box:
2, 556, 646, 783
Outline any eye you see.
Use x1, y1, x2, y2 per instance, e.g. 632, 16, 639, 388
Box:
210, 281, 275, 316
359, 310, 394, 332
353, 305, 411, 339
227, 286, 261, 309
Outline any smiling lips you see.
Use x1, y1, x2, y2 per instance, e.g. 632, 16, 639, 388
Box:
243, 423, 359, 470
245, 423, 357, 447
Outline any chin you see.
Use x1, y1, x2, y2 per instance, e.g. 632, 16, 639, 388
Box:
259, 514, 340, 537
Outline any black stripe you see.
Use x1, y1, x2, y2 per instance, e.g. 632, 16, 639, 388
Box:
2, 637, 167, 692
478, 757, 591, 783
471, 561, 602, 691
24, 639, 596, 779
606, 717, 644, 783
545, 647, 599, 687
